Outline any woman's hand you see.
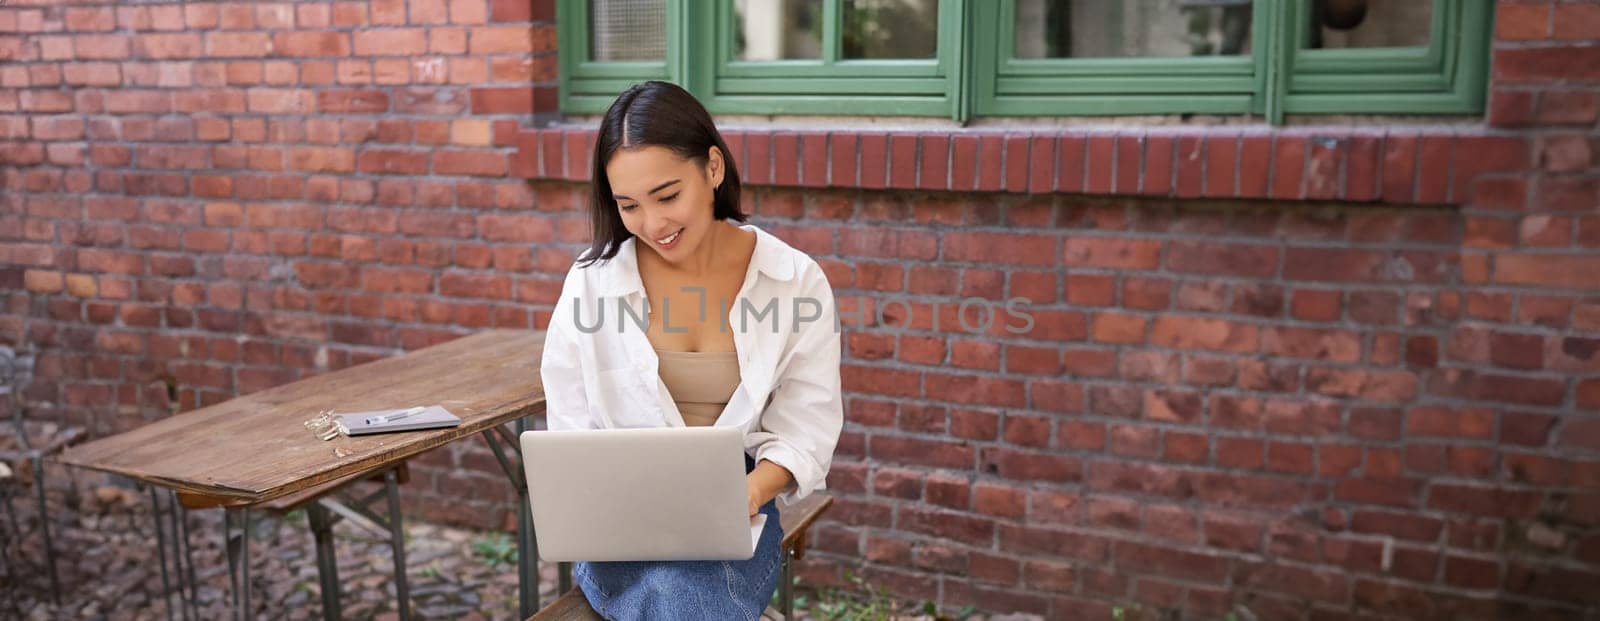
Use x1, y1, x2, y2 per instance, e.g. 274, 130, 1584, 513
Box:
746, 479, 764, 517
745, 459, 795, 516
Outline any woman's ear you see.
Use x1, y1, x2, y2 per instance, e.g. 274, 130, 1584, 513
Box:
707, 145, 725, 189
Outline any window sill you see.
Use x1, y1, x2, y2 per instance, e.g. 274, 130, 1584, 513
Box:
507, 123, 1527, 206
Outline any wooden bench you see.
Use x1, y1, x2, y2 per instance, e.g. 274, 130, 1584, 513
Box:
527, 492, 834, 621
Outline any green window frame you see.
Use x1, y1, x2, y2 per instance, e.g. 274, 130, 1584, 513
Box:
558, 0, 1493, 124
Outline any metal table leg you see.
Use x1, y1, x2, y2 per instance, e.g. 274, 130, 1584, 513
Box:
31, 454, 60, 605
324, 464, 413, 619
174, 496, 200, 620
0, 480, 21, 619
224, 506, 253, 621
479, 417, 538, 617
149, 487, 176, 621
383, 469, 410, 621
148, 487, 200, 621
305, 502, 341, 621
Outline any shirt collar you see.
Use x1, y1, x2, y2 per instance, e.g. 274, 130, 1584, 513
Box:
592, 222, 795, 298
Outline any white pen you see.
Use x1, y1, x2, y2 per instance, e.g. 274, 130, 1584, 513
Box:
366, 406, 425, 426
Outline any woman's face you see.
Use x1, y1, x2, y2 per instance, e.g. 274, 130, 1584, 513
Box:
606, 145, 725, 263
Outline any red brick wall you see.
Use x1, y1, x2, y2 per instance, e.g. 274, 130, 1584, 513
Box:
0, 0, 560, 529
5, 1, 1600, 618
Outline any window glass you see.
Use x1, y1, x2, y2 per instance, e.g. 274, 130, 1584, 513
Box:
1308, 0, 1431, 49
590, 0, 667, 61
841, 0, 939, 59
1013, 0, 1254, 59
734, 0, 825, 60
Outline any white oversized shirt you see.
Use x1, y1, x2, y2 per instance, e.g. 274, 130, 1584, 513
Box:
538, 222, 844, 505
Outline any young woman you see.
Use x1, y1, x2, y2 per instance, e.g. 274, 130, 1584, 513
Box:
537, 80, 844, 620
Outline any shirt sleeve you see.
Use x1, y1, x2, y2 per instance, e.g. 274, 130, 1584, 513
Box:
539, 264, 599, 431
748, 261, 844, 505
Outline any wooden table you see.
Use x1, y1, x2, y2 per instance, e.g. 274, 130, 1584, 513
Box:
53, 329, 549, 620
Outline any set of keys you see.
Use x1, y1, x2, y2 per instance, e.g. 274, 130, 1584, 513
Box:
303, 410, 349, 441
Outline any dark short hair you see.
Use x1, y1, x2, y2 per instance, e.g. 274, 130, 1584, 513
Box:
578, 81, 745, 268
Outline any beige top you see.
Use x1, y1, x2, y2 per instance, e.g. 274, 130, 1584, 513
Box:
655, 348, 741, 427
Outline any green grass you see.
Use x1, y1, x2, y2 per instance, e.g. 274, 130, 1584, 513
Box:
470, 532, 517, 568
797, 570, 977, 621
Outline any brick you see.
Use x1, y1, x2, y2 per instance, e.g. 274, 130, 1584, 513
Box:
1165, 241, 1277, 277
1027, 135, 1054, 194
1427, 484, 1543, 518
1536, 177, 1599, 211
273, 32, 349, 57
315, 89, 387, 113
925, 373, 1026, 408
1494, 254, 1600, 289
1539, 134, 1592, 172
1062, 237, 1160, 270
980, 447, 1080, 483
1271, 135, 1305, 199
977, 134, 1004, 193
1203, 135, 1237, 196
774, 132, 800, 184
1537, 91, 1599, 125
1260, 326, 1361, 362
470, 87, 531, 114
1149, 316, 1258, 353
829, 132, 857, 187
491, 0, 534, 22
1495, 46, 1600, 83
1056, 135, 1085, 193
1305, 136, 1343, 199
1060, 273, 1108, 306
944, 231, 1055, 267
1376, 134, 1414, 202
1003, 133, 1030, 192
888, 133, 916, 190
908, 131, 940, 188
23, 270, 64, 293
1170, 135, 1202, 198
857, 133, 886, 189
1496, 4, 1549, 40
950, 134, 978, 191
135, 33, 203, 59
801, 131, 828, 188
1228, 134, 1266, 198
1116, 541, 1228, 583
208, 32, 273, 58
1451, 136, 1528, 202
1090, 313, 1145, 345
1086, 134, 1115, 194
1406, 406, 1494, 439
869, 436, 973, 470
1142, 135, 1172, 195
1113, 134, 1141, 195
1552, 4, 1600, 41
974, 483, 1027, 519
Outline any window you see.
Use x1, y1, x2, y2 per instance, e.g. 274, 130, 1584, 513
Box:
557, 0, 1492, 123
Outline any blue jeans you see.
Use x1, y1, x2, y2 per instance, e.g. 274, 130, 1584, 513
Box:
573, 455, 786, 621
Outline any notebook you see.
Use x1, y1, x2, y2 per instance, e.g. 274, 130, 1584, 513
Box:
337, 405, 460, 436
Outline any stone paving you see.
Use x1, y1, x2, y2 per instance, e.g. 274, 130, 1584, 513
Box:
2, 467, 1039, 621
3, 469, 560, 620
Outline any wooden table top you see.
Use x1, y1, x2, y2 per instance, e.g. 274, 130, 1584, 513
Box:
54, 329, 546, 508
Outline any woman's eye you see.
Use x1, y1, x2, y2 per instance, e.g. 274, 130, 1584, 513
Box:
659, 193, 678, 203
619, 204, 637, 212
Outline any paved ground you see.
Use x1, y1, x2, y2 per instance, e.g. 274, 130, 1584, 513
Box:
3, 467, 566, 620
2, 465, 1038, 620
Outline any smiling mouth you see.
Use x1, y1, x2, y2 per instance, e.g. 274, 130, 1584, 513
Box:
655, 227, 683, 245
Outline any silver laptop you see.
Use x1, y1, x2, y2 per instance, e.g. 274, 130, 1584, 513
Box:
519, 425, 768, 562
